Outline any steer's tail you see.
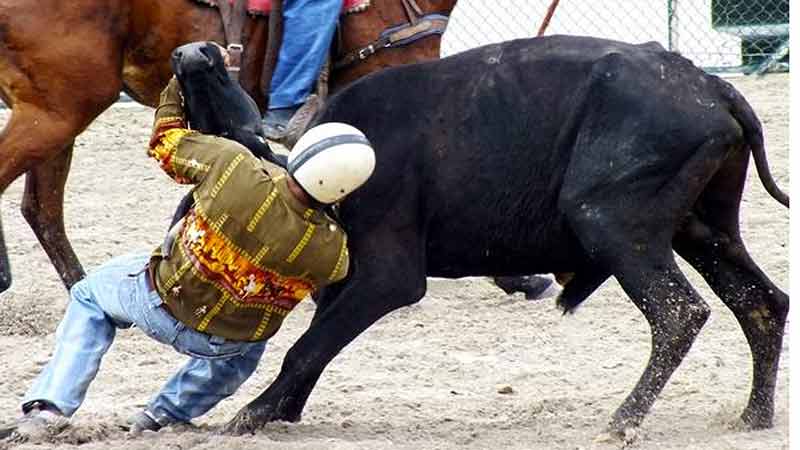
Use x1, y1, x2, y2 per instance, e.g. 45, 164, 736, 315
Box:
721, 79, 789, 208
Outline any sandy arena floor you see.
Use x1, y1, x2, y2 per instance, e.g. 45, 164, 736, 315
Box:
0, 74, 790, 450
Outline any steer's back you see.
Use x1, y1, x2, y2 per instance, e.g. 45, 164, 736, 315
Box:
315, 35, 733, 277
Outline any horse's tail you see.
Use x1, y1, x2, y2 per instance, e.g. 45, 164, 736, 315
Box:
721, 78, 789, 208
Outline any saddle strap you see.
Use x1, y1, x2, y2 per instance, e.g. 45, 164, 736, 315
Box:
217, 0, 249, 79
333, 14, 449, 71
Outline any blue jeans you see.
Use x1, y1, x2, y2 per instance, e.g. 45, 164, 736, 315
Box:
23, 252, 267, 423
268, 0, 344, 109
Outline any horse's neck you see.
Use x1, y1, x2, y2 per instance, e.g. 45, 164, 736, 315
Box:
123, 0, 227, 106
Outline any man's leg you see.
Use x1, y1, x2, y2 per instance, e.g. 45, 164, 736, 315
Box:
134, 340, 266, 429
264, 0, 344, 138
22, 253, 153, 416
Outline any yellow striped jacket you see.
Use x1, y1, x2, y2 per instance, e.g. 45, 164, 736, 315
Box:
148, 130, 349, 342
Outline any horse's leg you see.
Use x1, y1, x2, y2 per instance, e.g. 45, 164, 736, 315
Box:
21, 143, 85, 290
0, 99, 116, 293
0, 106, 82, 292
0, 211, 9, 292
0, 12, 124, 290
223, 230, 427, 434
673, 151, 788, 429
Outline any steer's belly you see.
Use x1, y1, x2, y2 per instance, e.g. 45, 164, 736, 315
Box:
424, 216, 586, 278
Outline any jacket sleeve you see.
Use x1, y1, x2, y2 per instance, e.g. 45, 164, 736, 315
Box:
147, 77, 252, 184
147, 77, 197, 184
149, 77, 185, 147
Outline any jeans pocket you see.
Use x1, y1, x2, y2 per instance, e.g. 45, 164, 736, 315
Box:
137, 297, 181, 346
172, 327, 247, 360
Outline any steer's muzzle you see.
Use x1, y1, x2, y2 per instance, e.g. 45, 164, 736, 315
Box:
171, 42, 225, 80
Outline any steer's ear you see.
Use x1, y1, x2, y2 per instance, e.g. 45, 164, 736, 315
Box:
207, 41, 231, 68
204, 42, 230, 82
205, 41, 224, 65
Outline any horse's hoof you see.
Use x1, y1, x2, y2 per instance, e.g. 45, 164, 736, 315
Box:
0, 273, 11, 294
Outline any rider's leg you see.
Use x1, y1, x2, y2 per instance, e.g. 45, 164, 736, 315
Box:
264, 0, 344, 137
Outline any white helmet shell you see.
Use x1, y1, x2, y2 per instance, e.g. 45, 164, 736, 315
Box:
288, 122, 376, 204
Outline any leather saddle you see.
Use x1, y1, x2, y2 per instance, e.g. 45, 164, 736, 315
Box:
196, 0, 371, 16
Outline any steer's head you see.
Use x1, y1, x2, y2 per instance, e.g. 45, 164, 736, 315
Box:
170, 41, 283, 166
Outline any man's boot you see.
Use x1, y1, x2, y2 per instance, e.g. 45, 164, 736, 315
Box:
263, 105, 301, 141
0, 400, 69, 440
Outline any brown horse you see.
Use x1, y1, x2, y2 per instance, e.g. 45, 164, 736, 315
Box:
0, 0, 458, 293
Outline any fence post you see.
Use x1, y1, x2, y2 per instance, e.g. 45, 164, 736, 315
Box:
667, 0, 677, 52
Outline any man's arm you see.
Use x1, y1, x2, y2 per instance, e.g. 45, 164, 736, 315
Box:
149, 77, 186, 148
148, 76, 254, 186
147, 77, 209, 184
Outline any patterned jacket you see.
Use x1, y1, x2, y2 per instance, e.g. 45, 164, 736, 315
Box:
147, 78, 349, 341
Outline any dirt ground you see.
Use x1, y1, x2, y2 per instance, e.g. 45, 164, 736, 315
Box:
0, 73, 789, 450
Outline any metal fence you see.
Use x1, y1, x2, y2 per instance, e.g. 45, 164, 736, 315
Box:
441, 0, 789, 75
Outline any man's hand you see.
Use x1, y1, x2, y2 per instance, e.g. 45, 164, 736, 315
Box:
162, 76, 183, 106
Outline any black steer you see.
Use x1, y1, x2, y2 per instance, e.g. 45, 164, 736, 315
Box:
187, 37, 788, 437
169, 41, 552, 299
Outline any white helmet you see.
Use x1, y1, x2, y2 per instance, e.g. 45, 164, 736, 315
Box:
288, 122, 376, 204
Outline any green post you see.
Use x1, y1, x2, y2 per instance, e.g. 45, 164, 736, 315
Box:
667, 0, 675, 51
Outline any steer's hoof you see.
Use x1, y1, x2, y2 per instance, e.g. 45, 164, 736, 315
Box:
221, 410, 261, 436
221, 406, 299, 436
593, 428, 639, 446
0, 422, 17, 440
494, 275, 556, 300
733, 410, 773, 431
592, 431, 617, 445
600, 418, 641, 446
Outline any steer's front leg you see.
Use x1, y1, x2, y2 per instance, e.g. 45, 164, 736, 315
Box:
223, 363, 319, 434
223, 235, 427, 434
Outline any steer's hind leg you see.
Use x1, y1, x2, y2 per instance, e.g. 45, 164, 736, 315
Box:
224, 232, 427, 434
673, 152, 788, 429
560, 144, 736, 434
560, 109, 749, 433
675, 218, 786, 429
565, 229, 712, 435
603, 246, 710, 434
